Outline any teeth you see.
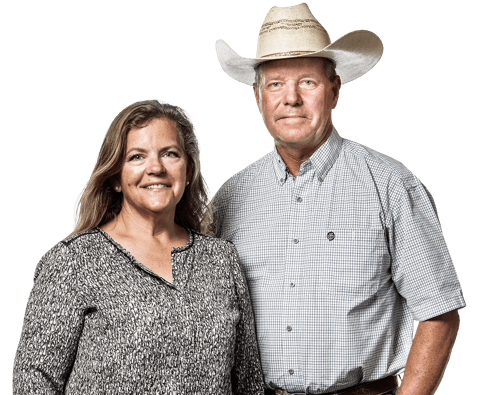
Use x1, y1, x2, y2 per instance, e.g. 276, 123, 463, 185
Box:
145, 184, 167, 189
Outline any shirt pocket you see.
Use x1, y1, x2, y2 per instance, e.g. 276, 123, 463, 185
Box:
318, 228, 389, 297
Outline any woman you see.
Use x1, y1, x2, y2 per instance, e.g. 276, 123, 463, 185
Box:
13, 100, 264, 394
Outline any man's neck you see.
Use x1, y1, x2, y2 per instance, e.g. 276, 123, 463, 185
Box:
276, 125, 333, 177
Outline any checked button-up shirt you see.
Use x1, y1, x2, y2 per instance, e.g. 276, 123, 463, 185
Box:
213, 128, 465, 394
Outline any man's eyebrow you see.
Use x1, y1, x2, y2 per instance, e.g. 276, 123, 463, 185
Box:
264, 73, 283, 80
297, 73, 319, 79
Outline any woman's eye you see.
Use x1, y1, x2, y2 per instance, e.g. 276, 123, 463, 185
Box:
164, 151, 178, 158
129, 154, 143, 161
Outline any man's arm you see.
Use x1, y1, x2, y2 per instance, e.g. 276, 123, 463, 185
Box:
396, 310, 460, 395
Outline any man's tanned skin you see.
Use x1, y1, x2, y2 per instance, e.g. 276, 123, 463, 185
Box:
254, 58, 340, 177
397, 310, 460, 395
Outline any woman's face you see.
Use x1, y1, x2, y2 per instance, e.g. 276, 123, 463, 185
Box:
116, 118, 189, 218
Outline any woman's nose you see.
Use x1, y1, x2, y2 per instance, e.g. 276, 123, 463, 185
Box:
147, 157, 166, 175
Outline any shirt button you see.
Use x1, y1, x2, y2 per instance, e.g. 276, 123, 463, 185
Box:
280, 178, 285, 183
296, 197, 303, 202
287, 325, 292, 332
288, 369, 294, 375
290, 283, 295, 287
293, 238, 299, 244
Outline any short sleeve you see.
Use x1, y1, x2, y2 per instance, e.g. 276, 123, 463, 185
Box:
13, 242, 86, 394
228, 243, 264, 394
388, 181, 465, 321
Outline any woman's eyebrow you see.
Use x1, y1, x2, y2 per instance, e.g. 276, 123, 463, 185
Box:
125, 147, 148, 156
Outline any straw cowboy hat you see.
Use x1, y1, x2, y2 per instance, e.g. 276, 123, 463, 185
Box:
216, 3, 383, 85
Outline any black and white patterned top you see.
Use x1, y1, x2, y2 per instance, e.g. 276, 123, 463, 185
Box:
13, 228, 264, 394
213, 128, 465, 394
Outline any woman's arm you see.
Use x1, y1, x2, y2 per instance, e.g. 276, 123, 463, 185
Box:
229, 244, 264, 395
13, 242, 85, 394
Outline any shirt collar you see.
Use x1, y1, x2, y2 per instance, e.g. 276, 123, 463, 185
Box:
271, 127, 343, 184
272, 147, 289, 185
308, 127, 343, 181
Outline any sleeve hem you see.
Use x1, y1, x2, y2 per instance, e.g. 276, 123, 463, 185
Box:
411, 292, 466, 322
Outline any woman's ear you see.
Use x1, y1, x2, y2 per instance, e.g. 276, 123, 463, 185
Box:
111, 178, 122, 193
186, 162, 194, 186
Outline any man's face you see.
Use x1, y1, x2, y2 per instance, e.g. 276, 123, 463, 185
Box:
254, 57, 340, 152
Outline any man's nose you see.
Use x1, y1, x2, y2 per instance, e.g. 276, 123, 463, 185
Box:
283, 82, 302, 106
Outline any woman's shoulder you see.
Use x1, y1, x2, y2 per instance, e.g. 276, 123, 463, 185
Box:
34, 228, 107, 281
61, 227, 104, 248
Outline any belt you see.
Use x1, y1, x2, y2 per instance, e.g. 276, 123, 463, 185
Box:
264, 375, 399, 395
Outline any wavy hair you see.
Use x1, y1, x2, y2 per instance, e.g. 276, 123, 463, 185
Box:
72, 100, 212, 235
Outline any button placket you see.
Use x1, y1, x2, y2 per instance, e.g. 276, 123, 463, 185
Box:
282, 168, 313, 391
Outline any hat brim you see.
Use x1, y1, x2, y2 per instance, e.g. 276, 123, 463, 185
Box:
216, 30, 383, 85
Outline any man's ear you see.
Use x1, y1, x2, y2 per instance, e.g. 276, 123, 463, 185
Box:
253, 84, 262, 113
331, 75, 341, 109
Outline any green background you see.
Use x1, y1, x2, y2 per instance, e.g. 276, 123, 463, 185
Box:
0, 0, 479, 394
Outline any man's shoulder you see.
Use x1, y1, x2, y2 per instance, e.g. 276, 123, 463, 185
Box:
214, 151, 274, 197
342, 138, 419, 190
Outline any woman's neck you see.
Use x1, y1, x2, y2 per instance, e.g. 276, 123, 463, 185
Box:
101, 206, 186, 247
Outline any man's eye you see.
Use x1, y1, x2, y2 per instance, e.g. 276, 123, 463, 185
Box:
269, 82, 281, 88
303, 80, 313, 85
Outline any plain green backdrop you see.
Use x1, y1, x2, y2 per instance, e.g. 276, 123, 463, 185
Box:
1, 1, 477, 393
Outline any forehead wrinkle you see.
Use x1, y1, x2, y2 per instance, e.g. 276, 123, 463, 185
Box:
263, 65, 323, 78
264, 57, 327, 76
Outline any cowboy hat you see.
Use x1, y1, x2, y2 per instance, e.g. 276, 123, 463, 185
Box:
216, 3, 383, 85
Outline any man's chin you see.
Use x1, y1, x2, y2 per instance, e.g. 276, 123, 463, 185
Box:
272, 130, 311, 145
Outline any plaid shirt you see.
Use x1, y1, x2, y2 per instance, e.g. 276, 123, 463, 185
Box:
213, 128, 465, 394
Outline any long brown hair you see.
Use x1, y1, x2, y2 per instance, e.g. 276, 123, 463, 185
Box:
72, 100, 211, 235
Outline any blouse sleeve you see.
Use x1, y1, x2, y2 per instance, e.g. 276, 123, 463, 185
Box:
13, 242, 85, 394
228, 243, 264, 395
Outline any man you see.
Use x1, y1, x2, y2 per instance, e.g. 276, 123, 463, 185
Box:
213, 4, 465, 395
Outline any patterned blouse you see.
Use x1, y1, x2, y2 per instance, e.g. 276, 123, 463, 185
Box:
13, 228, 264, 394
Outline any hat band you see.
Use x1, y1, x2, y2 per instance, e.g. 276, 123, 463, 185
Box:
261, 50, 316, 58
259, 18, 325, 35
